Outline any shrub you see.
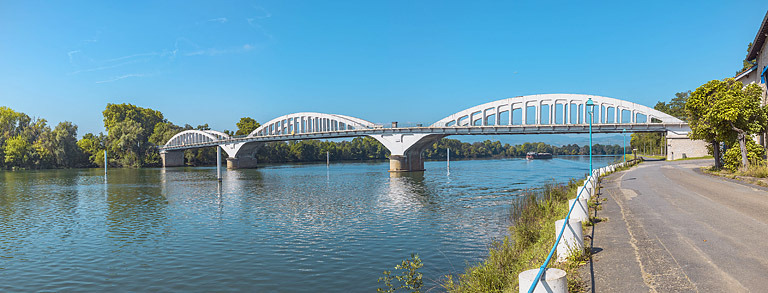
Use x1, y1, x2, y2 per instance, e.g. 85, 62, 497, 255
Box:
723, 139, 766, 172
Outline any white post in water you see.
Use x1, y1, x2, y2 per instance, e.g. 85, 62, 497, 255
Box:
104, 150, 107, 180
326, 151, 329, 167
518, 268, 567, 293
216, 146, 222, 181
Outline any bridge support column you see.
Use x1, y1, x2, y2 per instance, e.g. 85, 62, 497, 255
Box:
221, 142, 263, 169
371, 134, 445, 172
161, 151, 185, 167
389, 153, 424, 172
227, 156, 258, 169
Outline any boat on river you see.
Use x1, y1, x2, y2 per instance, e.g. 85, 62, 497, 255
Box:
526, 152, 553, 160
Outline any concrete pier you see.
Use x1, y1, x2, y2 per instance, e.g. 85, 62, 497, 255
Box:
226, 156, 258, 169
388, 154, 424, 172
161, 151, 184, 167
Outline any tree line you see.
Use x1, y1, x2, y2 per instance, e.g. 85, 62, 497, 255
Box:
0, 103, 629, 170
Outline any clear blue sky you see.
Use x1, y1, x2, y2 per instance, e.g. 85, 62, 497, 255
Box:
1, 1, 767, 138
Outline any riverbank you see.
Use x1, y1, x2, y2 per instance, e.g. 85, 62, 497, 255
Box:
444, 159, 641, 292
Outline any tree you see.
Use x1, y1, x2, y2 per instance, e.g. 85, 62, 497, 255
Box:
738, 42, 757, 75
4, 135, 30, 167
654, 91, 690, 122
235, 117, 260, 136
51, 121, 82, 167
77, 133, 106, 167
149, 122, 183, 146
102, 103, 169, 167
687, 78, 767, 171
103, 103, 164, 139
108, 120, 146, 167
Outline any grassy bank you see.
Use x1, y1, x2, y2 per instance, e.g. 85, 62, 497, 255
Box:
703, 162, 768, 187
443, 178, 589, 292
444, 159, 641, 292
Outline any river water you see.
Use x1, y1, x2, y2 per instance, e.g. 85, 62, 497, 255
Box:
0, 156, 620, 291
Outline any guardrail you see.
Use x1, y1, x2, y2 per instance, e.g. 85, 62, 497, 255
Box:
521, 159, 638, 293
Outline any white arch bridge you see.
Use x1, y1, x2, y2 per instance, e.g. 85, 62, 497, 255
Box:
159, 94, 689, 172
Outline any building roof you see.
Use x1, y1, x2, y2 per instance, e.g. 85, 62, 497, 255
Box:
747, 10, 768, 61
735, 65, 757, 81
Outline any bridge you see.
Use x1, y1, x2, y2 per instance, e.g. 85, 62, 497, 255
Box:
159, 94, 689, 172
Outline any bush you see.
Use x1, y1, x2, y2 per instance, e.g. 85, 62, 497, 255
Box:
723, 139, 766, 172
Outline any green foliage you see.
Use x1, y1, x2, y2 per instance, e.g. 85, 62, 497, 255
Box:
101, 103, 173, 167
630, 132, 664, 155
738, 42, 757, 75
654, 91, 689, 122
149, 122, 183, 146
0, 106, 87, 169
4, 135, 30, 167
108, 120, 146, 168
77, 133, 106, 167
235, 117, 261, 136
724, 139, 766, 172
378, 253, 423, 293
51, 122, 82, 167
687, 78, 767, 170
103, 103, 163, 139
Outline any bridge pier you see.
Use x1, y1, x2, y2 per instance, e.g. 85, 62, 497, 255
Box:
227, 156, 258, 169
389, 154, 424, 172
160, 151, 185, 167
371, 134, 445, 172
222, 142, 262, 169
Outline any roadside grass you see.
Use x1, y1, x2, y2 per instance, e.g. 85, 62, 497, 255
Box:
702, 161, 768, 187
673, 155, 714, 161
443, 179, 589, 292
742, 162, 768, 178
637, 154, 666, 160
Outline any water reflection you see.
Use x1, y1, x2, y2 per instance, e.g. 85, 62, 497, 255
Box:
106, 169, 168, 247
0, 156, 621, 291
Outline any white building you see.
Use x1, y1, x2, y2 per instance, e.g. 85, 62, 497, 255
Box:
734, 10, 768, 149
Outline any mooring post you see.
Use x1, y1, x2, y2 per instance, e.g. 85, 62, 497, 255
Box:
104, 150, 107, 181
216, 146, 222, 181
447, 147, 450, 169
326, 151, 329, 167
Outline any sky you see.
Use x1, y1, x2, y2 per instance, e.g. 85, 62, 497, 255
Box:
1, 0, 767, 145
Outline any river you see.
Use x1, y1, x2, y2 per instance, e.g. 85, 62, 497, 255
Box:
0, 156, 621, 291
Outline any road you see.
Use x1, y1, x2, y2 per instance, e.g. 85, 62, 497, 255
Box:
582, 159, 768, 292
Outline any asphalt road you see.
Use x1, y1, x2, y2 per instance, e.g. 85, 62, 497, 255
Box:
581, 159, 768, 292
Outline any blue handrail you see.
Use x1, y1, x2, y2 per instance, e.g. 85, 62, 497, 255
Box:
526, 172, 593, 293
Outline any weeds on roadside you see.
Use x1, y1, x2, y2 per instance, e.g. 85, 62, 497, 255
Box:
742, 161, 768, 178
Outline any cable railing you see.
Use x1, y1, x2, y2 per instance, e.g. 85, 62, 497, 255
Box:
525, 160, 632, 292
